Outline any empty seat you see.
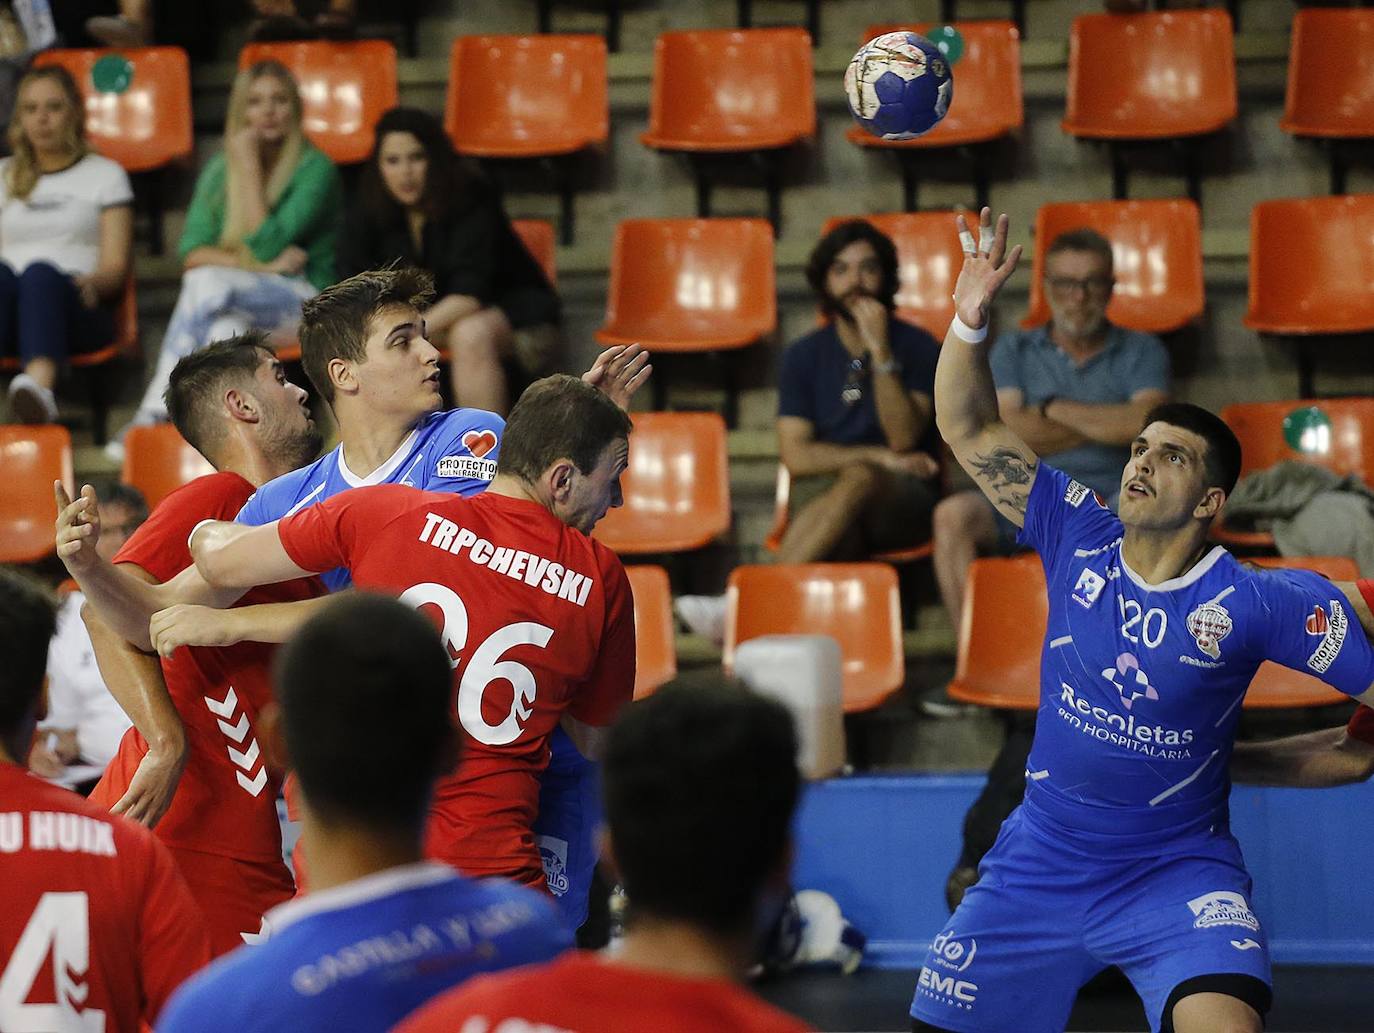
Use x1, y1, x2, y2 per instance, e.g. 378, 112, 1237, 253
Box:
34, 46, 192, 173
121, 424, 214, 509
723, 563, 904, 713
819, 211, 963, 340
847, 22, 1023, 211
642, 28, 814, 230
947, 554, 1044, 710
592, 412, 731, 555
1021, 199, 1204, 335
1216, 398, 1374, 549
239, 40, 397, 164
510, 219, 557, 288
1063, 11, 1236, 202
625, 565, 677, 699
763, 463, 934, 564
1245, 195, 1374, 396
0, 425, 74, 564
445, 34, 607, 244
1280, 9, 1374, 194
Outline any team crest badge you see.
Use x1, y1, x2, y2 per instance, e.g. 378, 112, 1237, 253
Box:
1186, 601, 1232, 660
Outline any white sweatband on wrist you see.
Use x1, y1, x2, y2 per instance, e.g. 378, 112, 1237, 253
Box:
951, 315, 988, 344
187, 518, 217, 554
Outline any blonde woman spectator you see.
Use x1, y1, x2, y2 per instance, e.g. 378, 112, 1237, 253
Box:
110, 59, 340, 457
1, 65, 132, 424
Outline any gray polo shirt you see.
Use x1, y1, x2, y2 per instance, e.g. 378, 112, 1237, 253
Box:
989, 324, 1170, 507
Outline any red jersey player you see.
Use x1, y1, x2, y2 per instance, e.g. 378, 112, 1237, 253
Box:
1231, 577, 1374, 786
187, 374, 636, 889
0, 567, 211, 1032
55, 334, 324, 954
397, 680, 815, 1033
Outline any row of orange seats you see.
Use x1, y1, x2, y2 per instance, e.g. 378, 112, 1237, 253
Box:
36, 10, 1374, 194
6, 397, 1373, 710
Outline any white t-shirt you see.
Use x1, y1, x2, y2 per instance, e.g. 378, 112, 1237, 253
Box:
0, 153, 132, 277
41, 592, 133, 776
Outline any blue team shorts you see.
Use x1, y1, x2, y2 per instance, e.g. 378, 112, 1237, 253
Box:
909, 807, 1271, 1033
534, 726, 602, 930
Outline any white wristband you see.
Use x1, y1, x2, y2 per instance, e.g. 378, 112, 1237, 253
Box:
187, 518, 217, 554
950, 315, 988, 344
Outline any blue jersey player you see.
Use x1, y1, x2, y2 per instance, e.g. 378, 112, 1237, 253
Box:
154, 267, 650, 935
157, 593, 571, 1033
910, 209, 1374, 1033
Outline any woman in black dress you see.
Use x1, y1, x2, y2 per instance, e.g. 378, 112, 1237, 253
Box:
338, 107, 560, 414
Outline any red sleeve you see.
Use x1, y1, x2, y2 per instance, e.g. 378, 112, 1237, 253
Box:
1348, 705, 1374, 746
133, 829, 212, 1021
114, 473, 252, 582
1356, 579, 1374, 619
274, 484, 402, 573
568, 555, 636, 727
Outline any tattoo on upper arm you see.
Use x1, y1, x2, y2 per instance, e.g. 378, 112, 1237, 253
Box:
970, 447, 1037, 515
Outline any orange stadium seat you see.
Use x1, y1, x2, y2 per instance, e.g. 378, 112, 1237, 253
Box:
593, 412, 731, 555
239, 40, 397, 164
1244, 196, 1374, 398
724, 563, 905, 713
1063, 11, 1236, 202
819, 212, 963, 340
625, 565, 677, 699
510, 219, 557, 288
0, 274, 139, 445
1280, 9, 1374, 194
1021, 199, 1204, 335
1216, 398, 1374, 549
0, 425, 74, 564
948, 554, 1044, 710
34, 47, 192, 173
847, 22, 1023, 211
446, 35, 607, 243
642, 29, 814, 229
597, 217, 775, 423
121, 424, 214, 509
1247, 555, 1360, 582
762, 463, 933, 565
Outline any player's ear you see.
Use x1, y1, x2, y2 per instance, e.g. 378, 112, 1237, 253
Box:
1194, 486, 1225, 521
547, 459, 577, 503
328, 357, 358, 398
259, 702, 291, 771
224, 386, 261, 425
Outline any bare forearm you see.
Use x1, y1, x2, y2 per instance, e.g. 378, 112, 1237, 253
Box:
1003, 406, 1089, 455
781, 440, 888, 478
191, 519, 314, 588
183, 246, 245, 271
1230, 729, 1374, 787
84, 606, 185, 756
871, 372, 922, 453
424, 294, 483, 336
1044, 398, 1153, 446
223, 596, 334, 644
72, 562, 173, 651
935, 331, 1001, 446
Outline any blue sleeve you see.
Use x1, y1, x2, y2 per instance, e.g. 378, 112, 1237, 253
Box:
1252, 570, 1374, 697
777, 342, 813, 421
422, 410, 505, 496
987, 331, 1023, 393
1117, 331, 1171, 398
893, 324, 938, 396
1018, 463, 1123, 573
234, 487, 271, 527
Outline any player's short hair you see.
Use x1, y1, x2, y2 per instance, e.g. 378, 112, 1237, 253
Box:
603, 678, 800, 937
1045, 227, 1115, 274
274, 592, 456, 834
298, 266, 436, 405
497, 374, 632, 483
0, 567, 58, 737
1143, 402, 1243, 497
805, 220, 900, 315
165, 333, 275, 462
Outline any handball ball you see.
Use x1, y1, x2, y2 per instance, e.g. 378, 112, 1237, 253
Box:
844, 31, 953, 141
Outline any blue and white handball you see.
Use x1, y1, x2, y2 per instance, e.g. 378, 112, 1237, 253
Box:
844, 31, 954, 141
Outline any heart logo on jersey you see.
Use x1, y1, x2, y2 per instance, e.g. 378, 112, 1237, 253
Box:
1186, 602, 1232, 660
1306, 605, 1328, 636
462, 429, 498, 459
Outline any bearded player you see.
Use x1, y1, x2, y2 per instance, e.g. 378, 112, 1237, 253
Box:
909, 208, 1374, 1033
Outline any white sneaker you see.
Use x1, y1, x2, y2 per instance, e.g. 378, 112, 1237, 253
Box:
7, 373, 58, 424
674, 594, 728, 646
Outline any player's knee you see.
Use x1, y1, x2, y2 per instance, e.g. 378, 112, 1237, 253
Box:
836, 462, 885, 498
449, 310, 506, 360
17, 260, 66, 289
1164, 976, 1269, 1033
933, 491, 989, 543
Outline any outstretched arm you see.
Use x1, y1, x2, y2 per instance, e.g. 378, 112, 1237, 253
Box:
149, 594, 336, 657
190, 519, 317, 588
937, 209, 1038, 528
1231, 728, 1374, 787
582, 344, 652, 410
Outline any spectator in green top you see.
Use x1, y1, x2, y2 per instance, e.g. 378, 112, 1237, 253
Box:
110, 59, 340, 458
